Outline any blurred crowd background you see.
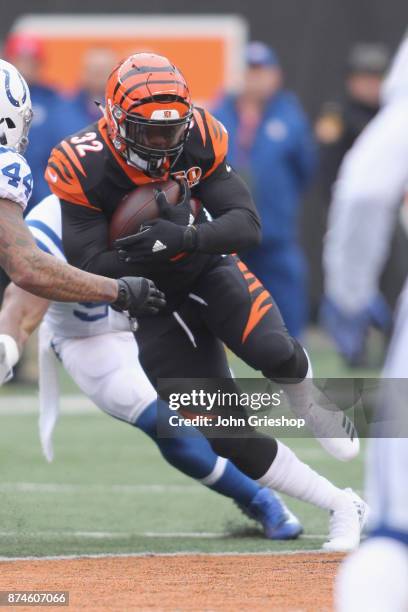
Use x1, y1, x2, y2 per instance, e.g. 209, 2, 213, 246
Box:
1, 1, 408, 380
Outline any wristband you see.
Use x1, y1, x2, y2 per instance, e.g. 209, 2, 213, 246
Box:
111, 279, 129, 312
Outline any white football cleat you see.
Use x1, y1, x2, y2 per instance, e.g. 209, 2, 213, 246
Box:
305, 402, 360, 462
323, 488, 369, 552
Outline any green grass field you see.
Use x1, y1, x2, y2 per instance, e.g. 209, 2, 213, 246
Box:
0, 329, 370, 559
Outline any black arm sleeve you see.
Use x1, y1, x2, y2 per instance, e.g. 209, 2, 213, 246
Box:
60, 200, 147, 279
193, 161, 262, 254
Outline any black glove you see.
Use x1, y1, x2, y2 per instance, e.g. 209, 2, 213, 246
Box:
112, 277, 166, 316
155, 179, 192, 226
114, 219, 198, 263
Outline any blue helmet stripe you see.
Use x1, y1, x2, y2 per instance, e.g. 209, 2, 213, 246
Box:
1, 68, 27, 107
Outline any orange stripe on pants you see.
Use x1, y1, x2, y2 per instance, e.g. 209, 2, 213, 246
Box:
242, 290, 273, 343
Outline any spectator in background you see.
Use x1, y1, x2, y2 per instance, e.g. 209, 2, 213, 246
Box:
64, 47, 117, 132
307, 43, 407, 324
3, 33, 67, 212
315, 42, 390, 198
305, 44, 390, 320
213, 42, 316, 338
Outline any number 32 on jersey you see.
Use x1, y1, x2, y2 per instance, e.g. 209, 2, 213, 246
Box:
70, 132, 103, 157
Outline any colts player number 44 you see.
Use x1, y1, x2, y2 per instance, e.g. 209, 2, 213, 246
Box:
0, 59, 166, 381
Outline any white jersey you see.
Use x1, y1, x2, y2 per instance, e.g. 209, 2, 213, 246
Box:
25, 195, 128, 338
0, 146, 33, 210
324, 31, 408, 541
324, 34, 408, 313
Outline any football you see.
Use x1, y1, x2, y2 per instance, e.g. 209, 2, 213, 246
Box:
109, 179, 202, 245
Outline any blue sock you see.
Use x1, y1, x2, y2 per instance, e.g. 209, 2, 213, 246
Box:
135, 400, 260, 506
209, 460, 260, 506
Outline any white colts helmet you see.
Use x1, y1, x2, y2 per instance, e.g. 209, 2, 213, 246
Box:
0, 59, 33, 154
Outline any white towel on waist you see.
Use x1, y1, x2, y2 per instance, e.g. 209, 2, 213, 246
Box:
38, 322, 60, 462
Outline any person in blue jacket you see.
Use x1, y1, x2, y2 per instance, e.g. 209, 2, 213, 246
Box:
3, 33, 68, 213
62, 47, 118, 136
213, 42, 317, 338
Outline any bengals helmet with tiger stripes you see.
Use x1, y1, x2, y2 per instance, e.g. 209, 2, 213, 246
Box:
105, 53, 193, 177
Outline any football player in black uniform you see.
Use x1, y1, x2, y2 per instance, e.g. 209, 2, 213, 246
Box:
45, 53, 365, 551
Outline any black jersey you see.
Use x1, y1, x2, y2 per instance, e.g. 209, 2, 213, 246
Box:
46, 108, 228, 215
45, 107, 261, 305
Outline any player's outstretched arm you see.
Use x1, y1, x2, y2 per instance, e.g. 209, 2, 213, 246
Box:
0, 198, 119, 303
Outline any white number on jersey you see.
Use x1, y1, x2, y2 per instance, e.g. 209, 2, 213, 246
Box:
0, 146, 33, 210
70, 132, 103, 157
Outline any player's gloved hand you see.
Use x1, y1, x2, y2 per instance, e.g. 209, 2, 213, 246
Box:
114, 219, 198, 263
112, 277, 166, 316
155, 179, 193, 226
0, 334, 19, 385
320, 295, 392, 367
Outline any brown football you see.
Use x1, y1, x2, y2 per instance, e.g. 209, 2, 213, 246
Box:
109, 179, 202, 246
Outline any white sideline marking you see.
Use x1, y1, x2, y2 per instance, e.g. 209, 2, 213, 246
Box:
0, 530, 326, 540
0, 482, 201, 494
0, 531, 229, 539
0, 482, 361, 514
0, 395, 97, 415
0, 549, 333, 562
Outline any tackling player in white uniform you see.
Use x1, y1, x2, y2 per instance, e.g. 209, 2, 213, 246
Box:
0, 191, 370, 550
0, 59, 167, 385
2, 200, 307, 541
323, 32, 408, 612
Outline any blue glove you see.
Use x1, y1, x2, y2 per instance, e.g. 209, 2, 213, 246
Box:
320, 295, 391, 367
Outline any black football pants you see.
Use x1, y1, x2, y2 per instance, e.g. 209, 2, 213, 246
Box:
135, 255, 308, 478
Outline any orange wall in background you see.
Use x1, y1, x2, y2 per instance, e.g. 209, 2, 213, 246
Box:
40, 37, 224, 102
12, 15, 247, 103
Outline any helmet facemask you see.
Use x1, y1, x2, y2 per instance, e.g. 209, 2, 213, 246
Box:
111, 101, 192, 177
15, 106, 33, 154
